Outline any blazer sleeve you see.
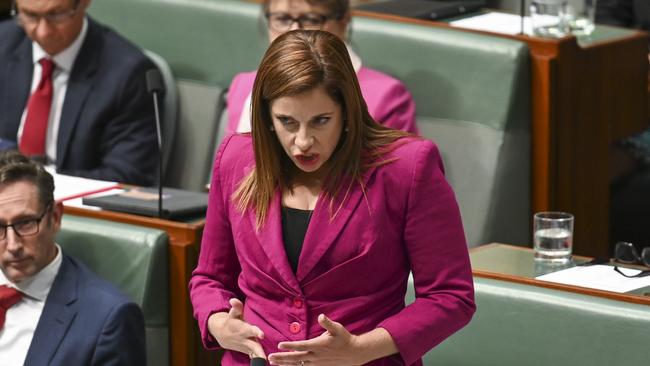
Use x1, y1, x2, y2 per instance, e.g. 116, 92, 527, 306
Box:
374, 80, 419, 135
189, 134, 243, 350
90, 302, 146, 366
378, 141, 475, 365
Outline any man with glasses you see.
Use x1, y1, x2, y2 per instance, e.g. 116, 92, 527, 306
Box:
0, 0, 158, 186
0, 150, 145, 365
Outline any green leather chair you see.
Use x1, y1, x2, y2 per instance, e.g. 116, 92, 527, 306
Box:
88, 0, 531, 247
56, 215, 170, 366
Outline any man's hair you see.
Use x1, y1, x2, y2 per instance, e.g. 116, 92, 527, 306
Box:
0, 150, 55, 208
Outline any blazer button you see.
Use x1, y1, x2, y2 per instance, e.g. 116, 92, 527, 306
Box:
289, 322, 301, 334
292, 298, 303, 309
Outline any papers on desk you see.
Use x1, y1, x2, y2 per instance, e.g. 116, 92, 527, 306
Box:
450, 12, 535, 36
46, 167, 121, 204
536, 265, 650, 293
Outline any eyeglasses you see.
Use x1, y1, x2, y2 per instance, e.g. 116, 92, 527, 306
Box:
0, 204, 52, 240
265, 12, 337, 32
11, 0, 81, 25
612, 241, 650, 278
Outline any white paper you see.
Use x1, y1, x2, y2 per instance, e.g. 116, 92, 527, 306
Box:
536, 265, 650, 293
450, 12, 536, 36
45, 167, 120, 202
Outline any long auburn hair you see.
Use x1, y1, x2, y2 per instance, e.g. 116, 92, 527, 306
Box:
234, 30, 412, 228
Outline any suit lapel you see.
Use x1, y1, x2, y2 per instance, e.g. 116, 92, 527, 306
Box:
3, 36, 32, 134
248, 190, 301, 291
296, 168, 378, 282
24, 255, 78, 366
56, 19, 101, 168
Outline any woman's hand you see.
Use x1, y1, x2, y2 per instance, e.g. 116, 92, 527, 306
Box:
268, 314, 397, 366
207, 298, 266, 359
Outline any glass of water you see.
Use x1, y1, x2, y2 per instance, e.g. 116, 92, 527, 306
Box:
533, 211, 574, 264
530, 0, 570, 38
566, 0, 597, 35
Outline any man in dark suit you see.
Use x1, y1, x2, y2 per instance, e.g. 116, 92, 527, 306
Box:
0, 150, 146, 365
0, 0, 158, 186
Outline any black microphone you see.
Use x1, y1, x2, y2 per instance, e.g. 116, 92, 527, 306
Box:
146, 69, 165, 218
250, 357, 266, 366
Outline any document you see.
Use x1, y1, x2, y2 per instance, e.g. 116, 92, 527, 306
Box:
536, 265, 650, 293
450, 12, 534, 35
45, 167, 120, 202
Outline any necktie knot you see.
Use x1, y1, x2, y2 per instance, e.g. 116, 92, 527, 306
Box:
0, 285, 23, 309
39, 58, 55, 79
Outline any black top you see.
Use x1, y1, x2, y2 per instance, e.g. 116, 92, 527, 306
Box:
281, 206, 313, 273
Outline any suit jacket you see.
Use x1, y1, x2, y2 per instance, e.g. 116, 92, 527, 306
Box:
23, 254, 145, 365
597, 0, 650, 39
226, 68, 419, 135
190, 134, 475, 365
0, 18, 158, 185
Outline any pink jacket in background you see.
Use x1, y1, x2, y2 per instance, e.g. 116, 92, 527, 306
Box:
226, 68, 419, 134
189, 134, 474, 366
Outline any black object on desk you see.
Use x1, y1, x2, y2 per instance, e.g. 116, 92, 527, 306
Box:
82, 187, 208, 219
355, 0, 485, 21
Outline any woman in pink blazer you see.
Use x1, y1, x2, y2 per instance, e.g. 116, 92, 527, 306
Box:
226, 0, 418, 135
190, 30, 474, 366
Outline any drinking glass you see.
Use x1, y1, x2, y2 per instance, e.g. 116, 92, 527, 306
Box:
533, 211, 574, 263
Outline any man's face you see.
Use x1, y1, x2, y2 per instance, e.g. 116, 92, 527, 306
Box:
15, 0, 89, 56
0, 180, 62, 283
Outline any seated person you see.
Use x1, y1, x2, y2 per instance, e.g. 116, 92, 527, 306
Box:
227, 0, 418, 134
597, 0, 650, 249
0, 0, 159, 186
0, 150, 145, 365
190, 30, 474, 365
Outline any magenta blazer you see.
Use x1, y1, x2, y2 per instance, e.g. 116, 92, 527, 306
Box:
226, 68, 419, 134
189, 134, 474, 365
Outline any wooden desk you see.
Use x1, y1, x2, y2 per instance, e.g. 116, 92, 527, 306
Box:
354, 10, 649, 258
471, 243, 650, 306
63, 206, 219, 366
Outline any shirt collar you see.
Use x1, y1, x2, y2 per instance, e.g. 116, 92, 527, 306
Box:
32, 17, 88, 72
346, 44, 362, 73
0, 244, 63, 301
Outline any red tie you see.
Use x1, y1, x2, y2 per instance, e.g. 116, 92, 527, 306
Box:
20, 58, 55, 156
0, 285, 23, 330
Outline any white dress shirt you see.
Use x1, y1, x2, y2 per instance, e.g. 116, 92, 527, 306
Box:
235, 44, 363, 133
0, 245, 63, 366
18, 18, 88, 164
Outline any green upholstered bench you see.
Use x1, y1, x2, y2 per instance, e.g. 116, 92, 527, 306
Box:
56, 215, 170, 366
88, 0, 531, 247
425, 277, 650, 365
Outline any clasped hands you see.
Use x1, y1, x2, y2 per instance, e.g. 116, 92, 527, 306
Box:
207, 298, 365, 366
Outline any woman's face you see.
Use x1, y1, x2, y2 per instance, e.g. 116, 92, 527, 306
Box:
266, 0, 348, 43
270, 86, 344, 176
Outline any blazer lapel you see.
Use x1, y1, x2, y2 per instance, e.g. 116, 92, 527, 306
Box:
56, 19, 101, 167
24, 256, 78, 366
248, 190, 301, 291
3, 36, 32, 133
296, 168, 378, 283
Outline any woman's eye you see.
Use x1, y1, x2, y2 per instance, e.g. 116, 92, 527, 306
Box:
313, 116, 330, 126
277, 116, 292, 125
